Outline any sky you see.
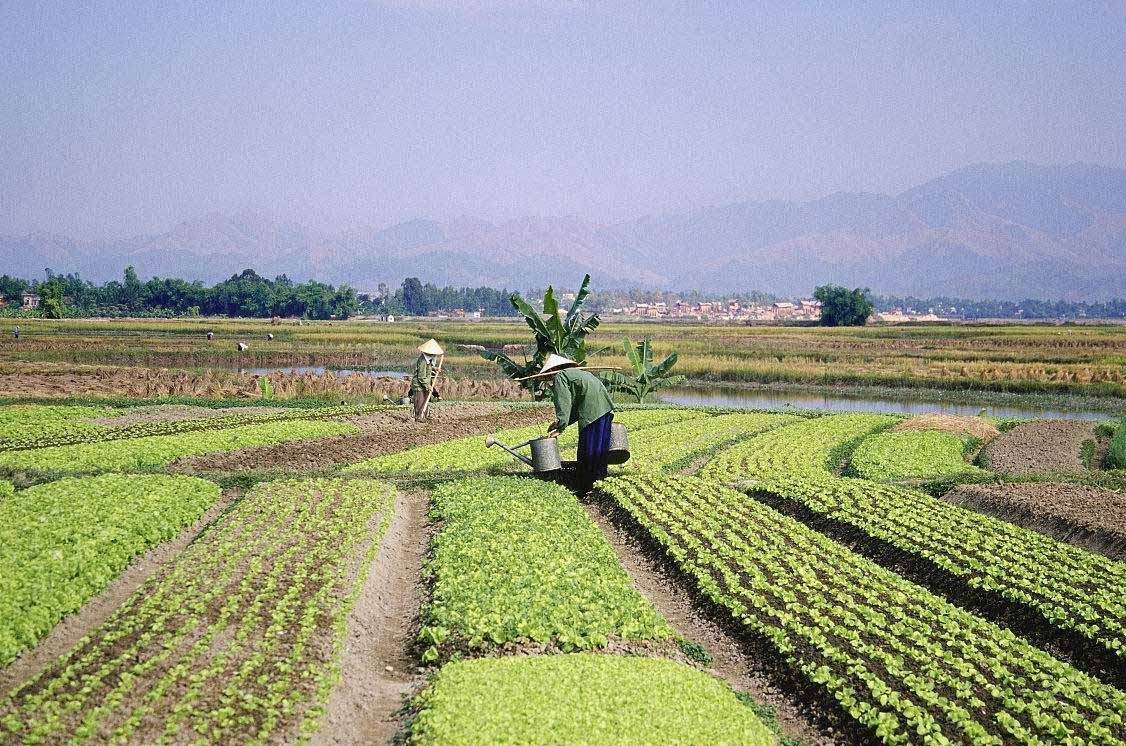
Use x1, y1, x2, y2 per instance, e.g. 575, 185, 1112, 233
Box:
1, 0, 1124, 239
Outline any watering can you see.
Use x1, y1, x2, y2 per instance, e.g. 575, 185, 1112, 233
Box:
485, 423, 630, 472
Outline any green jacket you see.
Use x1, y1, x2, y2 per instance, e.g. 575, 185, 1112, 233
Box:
410, 355, 436, 395
551, 368, 614, 433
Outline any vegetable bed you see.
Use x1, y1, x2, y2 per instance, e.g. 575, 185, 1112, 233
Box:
409, 654, 773, 745
600, 473, 1126, 744
849, 430, 989, 482
0, 477, 395, 744
0, 474, 221, 666
420, 476, 670, 661
620, 412, 802, 473
0, 419, 358, 474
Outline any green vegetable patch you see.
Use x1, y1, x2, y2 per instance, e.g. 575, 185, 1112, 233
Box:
849, 430, 989, 482
409, 654, 773, 745
0, 473, 220, 666
0, 419, 357, 474
621, 412, 802, 473
0, 404, 110, 446
419, 476, 670, 661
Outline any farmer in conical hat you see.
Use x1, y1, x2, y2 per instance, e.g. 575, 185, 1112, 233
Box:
410, 339, 445, 421
518, 354, 615, 492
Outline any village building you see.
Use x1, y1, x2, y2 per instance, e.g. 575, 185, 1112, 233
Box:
21, 292, 40, 310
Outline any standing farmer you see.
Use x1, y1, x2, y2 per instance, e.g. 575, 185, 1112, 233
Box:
520, 354, 614, 492
410, 339, 444, 421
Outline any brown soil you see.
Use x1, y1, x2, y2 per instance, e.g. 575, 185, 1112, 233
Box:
168, 403, 551, 474
944, 482, 1126, 560
582, 499, 839, 746
0, 489, 241, 698
0, 361, 524, 401
983, 419, 1097, 475
892, 414, 1000, 442
311, 490, 430, 746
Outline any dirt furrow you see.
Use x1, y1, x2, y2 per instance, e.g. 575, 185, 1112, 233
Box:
311, 489, 431, 745
582, 498, 838, 746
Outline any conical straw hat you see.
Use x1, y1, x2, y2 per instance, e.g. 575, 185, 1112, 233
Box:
418, 339, 445, 355
515, 354, 581, 380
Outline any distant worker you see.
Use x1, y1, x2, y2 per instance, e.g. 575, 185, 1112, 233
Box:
237, 342, 248, 352
267, 333, 275, 341
410, 339, 444, 421
12, 326, 18, 340
206, 331, 214, 341
520, 354, 615, 492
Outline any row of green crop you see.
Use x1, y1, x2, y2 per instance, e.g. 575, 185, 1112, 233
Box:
344, 408, 709, 476
1, 477, 395, 744
619, 412, 802, 473
409, 474, 775, 744
701, 414, 1126, 659
0, 419, 358, 474
848, 430, 990, 483
0, 474, 221, 666
0, 403, 386, 451
0, 404, 111, 446
600, 473, 1126, 744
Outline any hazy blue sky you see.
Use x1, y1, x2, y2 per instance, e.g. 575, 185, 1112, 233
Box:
2, 0, 1124, 238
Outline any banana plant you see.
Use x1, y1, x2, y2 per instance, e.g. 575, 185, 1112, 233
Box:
599, 336, 686, 403
479, 274, 601, 399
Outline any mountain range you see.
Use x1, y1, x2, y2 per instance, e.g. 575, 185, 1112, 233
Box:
3, 161, 1124, 300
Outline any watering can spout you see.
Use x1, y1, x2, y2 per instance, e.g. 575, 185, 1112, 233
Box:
484, 435, 535, 468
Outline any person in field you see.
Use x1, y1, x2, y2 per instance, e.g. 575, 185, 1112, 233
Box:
410, 339, 444, 421
521, 354, 615, 492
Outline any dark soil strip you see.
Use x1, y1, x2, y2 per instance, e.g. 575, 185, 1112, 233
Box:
311, 490, 431, 745
584, 495, 863, 746
983, 420, 1097, 475
750, 489, 1126, 691
0, 488, 241, 698
943, 483, 1126, 561
169, 404, 551, 474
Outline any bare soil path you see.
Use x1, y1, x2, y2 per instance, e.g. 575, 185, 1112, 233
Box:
311, 489, 431, 746
169, 403, 550, 474
0, 489, 241, 698
983, 420, 1097, 475
582, 498, 843, 746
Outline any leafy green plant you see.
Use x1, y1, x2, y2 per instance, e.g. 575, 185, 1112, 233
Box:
0, 478, 395, 744
257, 376, 275, 400
418, 476, 671, 662
1109, 417, 1126, 469
601, 472, 1126, 744
479, 274, 601, 399
0, 474, 220, 665
849, 430, 989, 482
598, 336, 686, 403
409, 654, 773, 745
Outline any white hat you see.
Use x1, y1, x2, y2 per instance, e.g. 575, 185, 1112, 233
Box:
418, 339, 445, 356
515, 354, 581, 380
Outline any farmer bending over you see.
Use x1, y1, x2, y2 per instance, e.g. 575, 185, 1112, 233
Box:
522, 354, 614, 492
410, 338, 444, 421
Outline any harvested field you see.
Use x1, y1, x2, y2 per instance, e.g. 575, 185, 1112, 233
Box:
168, 402, 551, 474
945, 482, 1126, 560
982, 419, 1098, 475
890, 413, 1000, 441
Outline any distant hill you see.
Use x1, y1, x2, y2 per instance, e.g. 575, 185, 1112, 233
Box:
2, 162, 1124, 300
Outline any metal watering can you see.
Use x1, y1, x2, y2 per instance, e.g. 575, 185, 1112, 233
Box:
486, 423, 630, 473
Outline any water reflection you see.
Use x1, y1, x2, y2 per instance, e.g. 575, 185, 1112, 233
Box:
658, 385, 1118, 421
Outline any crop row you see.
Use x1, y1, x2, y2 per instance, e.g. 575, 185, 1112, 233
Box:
0, 419, 358, 474
1, 477, 395, 745
0, 474, 221, 666
849, 430, 989, 483
419, 476, 670, 661
409, 653, 773, 745
344, 408, 707, 475
702, 414, 1126, 659
619, 412, 803, 473
600, 473, 1126, 744
0, 404, 110, 447
0, 403, 385, 451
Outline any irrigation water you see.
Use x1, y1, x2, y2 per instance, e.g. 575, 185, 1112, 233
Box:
659, 385, 1118, 421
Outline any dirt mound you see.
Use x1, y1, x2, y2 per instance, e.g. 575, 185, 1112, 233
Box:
891, 414, 1000, 442
168, 403, 551, 474
945, 482, 1126, 560
983, 420, 1097, 475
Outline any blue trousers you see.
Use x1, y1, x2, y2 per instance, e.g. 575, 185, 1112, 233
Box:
577, 412, 613, 490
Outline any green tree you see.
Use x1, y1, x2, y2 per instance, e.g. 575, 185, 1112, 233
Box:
814, 284, 873, 326
480, 274, 601, 399
598, 336, 686, 403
